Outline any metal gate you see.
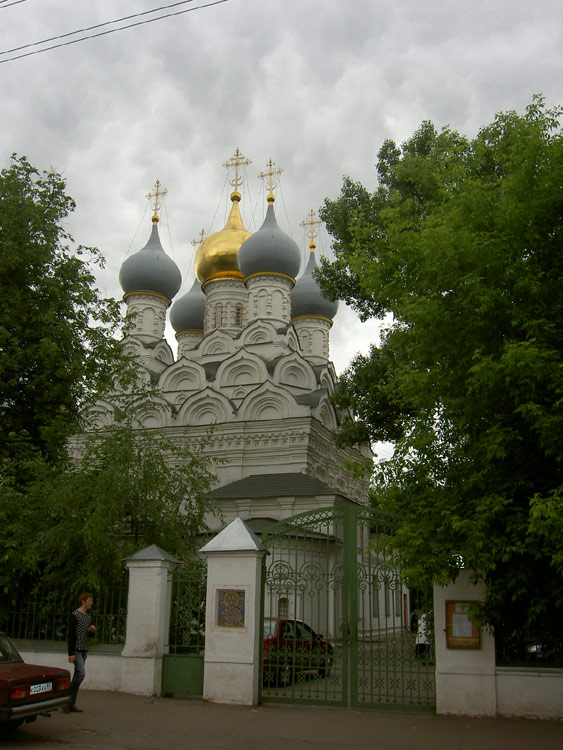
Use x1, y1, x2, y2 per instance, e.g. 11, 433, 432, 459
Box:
162, 559, 207, 697
260, 506, 435, 710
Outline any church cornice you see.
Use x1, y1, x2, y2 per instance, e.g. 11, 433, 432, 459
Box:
291, 314, 333, 325
245, 271, 296, 286
202, 273, 245, 291
123, 290, 171, 304
175, 328, 204, 337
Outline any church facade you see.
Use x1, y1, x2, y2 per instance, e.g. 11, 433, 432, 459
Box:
83, 153, 371, 532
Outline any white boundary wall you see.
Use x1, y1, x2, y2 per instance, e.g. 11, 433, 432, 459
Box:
17, 544, 179, 697
16, 646, 123, 692
434, 570, 563, 719
14, 551, 563, 717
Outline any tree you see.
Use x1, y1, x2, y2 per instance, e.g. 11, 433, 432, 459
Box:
0, 156, 216, 609
1, 420, 218, 599
317, 97, 563, 649
0, 155, 123, 463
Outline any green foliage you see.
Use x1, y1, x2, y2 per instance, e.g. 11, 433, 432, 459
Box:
0, 156, 218, 607
317, 97, 563, 645
0, 155, 124, 463
1, 421, 218, 598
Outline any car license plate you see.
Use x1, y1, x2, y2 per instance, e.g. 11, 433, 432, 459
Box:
30, 682, 52, 695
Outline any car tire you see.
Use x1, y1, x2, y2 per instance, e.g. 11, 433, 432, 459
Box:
2, 719, 24, 731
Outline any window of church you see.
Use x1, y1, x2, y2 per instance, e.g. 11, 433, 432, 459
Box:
395, 586, 402, 618
214, 304, 224, 328
371, 583, 380, 619
235, 305, 243, 327
384, 582, 390, 618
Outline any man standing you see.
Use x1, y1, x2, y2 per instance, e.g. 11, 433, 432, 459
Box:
66, 591, 95, 713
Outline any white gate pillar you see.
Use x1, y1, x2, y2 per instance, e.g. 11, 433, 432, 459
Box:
121, 544, 180, 695
433, 568, 496, 716
200, 517, 267, 705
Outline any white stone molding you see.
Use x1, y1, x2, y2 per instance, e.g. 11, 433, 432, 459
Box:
121, 337, 143, 358
319, 368, 336, 393
245, 274, 294, 326
316, 398, 338, 430
177, 387, 234, 425
292, 316, 332, 364
238, 382, 306, 421
284, 326, 301, 352
132, 396, 171, 429
152, 340, 175, 366
80, 400, 115, 430
199, 330, 236, 358
176, 330, 204, 357
123, 292, 169, 342
273, 352, 318, 391
238, 319, 278, 346
215, 350, 269, 390
203, 278, 248, 336
158, 358, 207, 394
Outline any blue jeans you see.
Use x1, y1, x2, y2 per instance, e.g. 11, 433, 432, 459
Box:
69, 650, 87, 707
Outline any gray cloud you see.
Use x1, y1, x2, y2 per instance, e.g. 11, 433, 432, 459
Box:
1, 0, 562, 373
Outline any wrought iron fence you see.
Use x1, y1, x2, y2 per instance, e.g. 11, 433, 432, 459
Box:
0, 579, 128, 646
496, 634, 563, 668
167, 559, 207, 655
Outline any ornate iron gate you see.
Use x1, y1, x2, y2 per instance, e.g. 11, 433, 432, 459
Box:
260, 506, 435, 710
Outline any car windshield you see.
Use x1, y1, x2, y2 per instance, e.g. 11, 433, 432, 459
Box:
263, 620, 277, 638
0, 634, 23, 663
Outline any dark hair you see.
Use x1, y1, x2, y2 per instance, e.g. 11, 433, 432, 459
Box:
78, 591, 93, 604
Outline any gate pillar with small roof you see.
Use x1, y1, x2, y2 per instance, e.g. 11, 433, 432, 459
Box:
121, 545, 180, 695
200, 517, 267, 705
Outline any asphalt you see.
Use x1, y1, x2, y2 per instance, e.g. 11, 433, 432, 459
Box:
0, 690, 561, 750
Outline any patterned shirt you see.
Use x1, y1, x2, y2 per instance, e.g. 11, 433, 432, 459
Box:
69, 610, 92, 653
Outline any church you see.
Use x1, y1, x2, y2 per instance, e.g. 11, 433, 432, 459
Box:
83, 150, 371, 532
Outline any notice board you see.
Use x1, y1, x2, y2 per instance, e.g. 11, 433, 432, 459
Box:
445, 600, 480, 649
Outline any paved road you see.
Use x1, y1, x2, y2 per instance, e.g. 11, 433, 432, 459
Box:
1, 690, 561, 749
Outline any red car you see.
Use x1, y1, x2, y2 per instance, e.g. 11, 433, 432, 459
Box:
0, 632, 71, 729
263, 617, 334, 686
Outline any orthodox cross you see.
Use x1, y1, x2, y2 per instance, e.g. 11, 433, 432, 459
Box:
258, 158, 283, 200
223, 148, 251, 191
300, 209, 322, 249
146, 179, 168, 224
191, 228, 207, 249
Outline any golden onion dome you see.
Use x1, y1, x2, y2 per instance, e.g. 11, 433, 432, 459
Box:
194, 191, 250, 285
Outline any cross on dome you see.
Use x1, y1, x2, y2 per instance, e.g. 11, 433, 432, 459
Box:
223, 148, 251, 193
191, 228, 207, 249
300, 209, 322, 251
258, 158, 283, 203
146, 179, 168, 224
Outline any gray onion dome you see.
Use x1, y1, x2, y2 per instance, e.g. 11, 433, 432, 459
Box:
291, 247, 339, 320
119, 223, 182, 301
238, 199, 301, 280
170, 278, 205, 333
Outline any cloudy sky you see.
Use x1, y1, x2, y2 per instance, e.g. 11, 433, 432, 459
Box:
1, 0, 562, 377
